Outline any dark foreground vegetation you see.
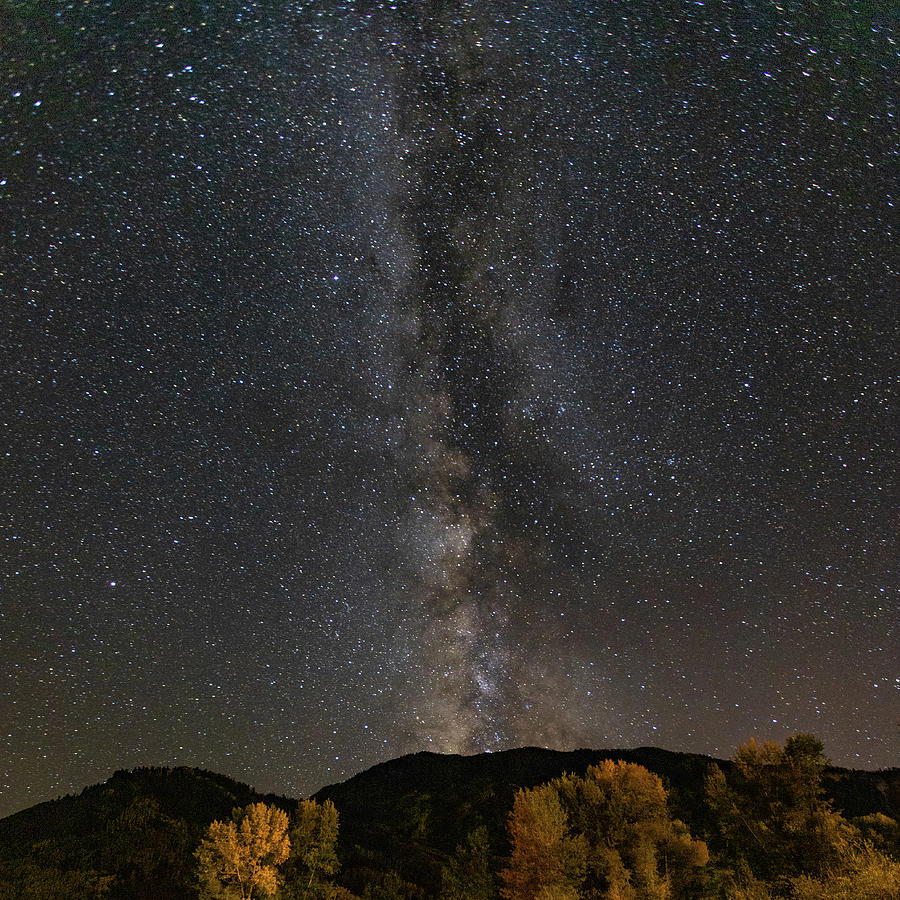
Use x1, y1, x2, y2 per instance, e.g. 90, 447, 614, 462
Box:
1, 736, 898, 898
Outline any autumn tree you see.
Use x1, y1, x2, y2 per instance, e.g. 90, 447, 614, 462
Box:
853, 812, 900, 859
195, 802, 291, 900
705, 733, 865, 893
281, 798, 340, 899
789, 840, 900, 900
555, 760, 707, 899
501, 761, 707, 900
500, 783, 587, 900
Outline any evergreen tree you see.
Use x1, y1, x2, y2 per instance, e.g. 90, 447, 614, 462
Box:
440, 825, 498, 900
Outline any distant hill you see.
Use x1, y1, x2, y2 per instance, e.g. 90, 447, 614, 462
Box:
313, 746, 899, 896
0, 766, 292, 899
1, 748, 897, 899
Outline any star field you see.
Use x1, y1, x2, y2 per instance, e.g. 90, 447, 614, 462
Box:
1, 0, 897, 818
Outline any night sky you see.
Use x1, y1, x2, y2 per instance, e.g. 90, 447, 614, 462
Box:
2, 0, 897, 819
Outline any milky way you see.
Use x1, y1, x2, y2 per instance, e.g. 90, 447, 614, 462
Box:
2, 0, 897, 817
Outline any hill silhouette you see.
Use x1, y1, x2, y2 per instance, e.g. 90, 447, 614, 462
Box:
1, 747, 897, 898
0, 766, 293, 898
312, 746, 899, 896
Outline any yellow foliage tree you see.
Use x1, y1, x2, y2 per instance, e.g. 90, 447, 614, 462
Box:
283, 798, 341, 899
502, 761, 707, 900
705, 734, 857, 886
500, 783, 587, 900
195, 802, 291, 900
789, 841, 900, 900
556, 760, 708, 899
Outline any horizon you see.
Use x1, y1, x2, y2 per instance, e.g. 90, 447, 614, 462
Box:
4, 735, 896, 821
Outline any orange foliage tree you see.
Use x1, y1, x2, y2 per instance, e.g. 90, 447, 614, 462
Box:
195, 801, 291, 899
500, 783, 587, 900
501, 761, 707, 900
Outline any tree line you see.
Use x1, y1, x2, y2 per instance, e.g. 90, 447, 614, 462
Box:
197, 734, 899, 899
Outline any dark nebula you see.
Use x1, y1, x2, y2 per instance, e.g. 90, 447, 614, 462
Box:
2, 0, 897, 817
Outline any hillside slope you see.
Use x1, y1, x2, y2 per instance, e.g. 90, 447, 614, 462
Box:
1, 748, 896, 898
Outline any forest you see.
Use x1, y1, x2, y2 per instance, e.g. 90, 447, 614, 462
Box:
1, 736, 898, 899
